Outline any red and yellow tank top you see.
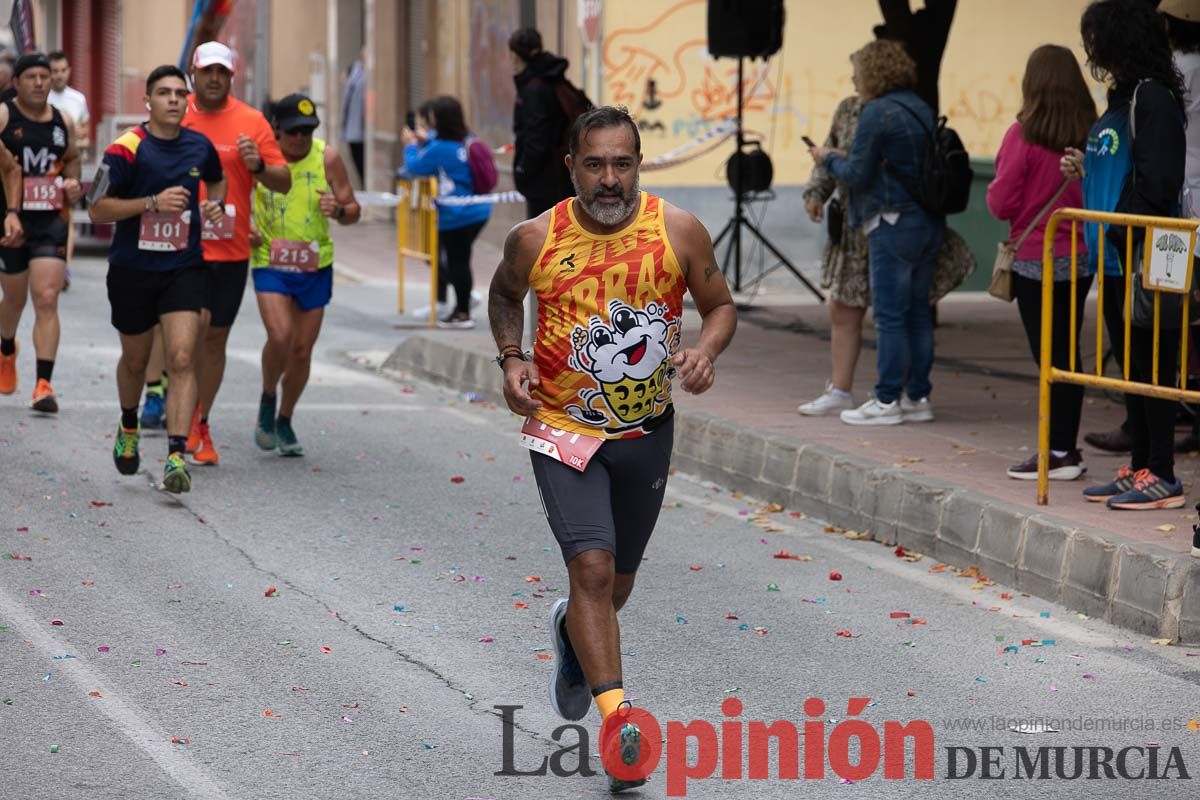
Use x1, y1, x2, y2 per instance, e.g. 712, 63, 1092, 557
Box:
530, 192, 686, 440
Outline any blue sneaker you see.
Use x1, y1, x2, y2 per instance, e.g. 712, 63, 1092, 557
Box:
1083, 465, 1135, 503
548, 599, 590, 721
1106, 469, 1185, 511
140, 390, 166, 429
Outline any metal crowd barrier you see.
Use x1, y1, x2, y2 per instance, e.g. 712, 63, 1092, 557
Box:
395, 176, 440, 327
1037, 208, 1200, 503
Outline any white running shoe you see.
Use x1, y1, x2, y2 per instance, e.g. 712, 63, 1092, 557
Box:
470, 289, 483, 309
797, 383, 855, 416
840, 397, 903, 426
412, 301, 452, 320
900, 395, 934, 423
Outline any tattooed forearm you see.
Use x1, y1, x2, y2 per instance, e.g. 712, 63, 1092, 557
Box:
704, 263, 720, 282
489, 295, 525, 350
488, 225, 532, 349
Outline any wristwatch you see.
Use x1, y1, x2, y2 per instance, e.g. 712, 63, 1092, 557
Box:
335, 204, 346, 220
250, 158, 266, 175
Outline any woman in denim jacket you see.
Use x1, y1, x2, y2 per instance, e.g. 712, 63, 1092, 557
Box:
811, 39, 944, 426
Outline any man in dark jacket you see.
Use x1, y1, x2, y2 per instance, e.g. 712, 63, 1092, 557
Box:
509, 28, 575, 219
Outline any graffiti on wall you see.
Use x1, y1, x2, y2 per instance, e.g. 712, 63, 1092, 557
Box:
600, 0, 1098, 186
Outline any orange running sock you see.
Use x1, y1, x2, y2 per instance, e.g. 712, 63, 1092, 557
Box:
595, 687, 625, 720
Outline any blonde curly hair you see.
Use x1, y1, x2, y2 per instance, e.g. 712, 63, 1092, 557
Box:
851, 39, 918, 100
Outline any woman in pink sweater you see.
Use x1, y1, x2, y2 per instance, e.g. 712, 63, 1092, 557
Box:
987, 44, 1096, 481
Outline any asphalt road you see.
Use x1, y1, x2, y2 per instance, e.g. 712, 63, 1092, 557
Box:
2, 253, 1200, 799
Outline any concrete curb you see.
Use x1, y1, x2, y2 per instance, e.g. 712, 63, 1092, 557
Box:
384, 333, 1200, 644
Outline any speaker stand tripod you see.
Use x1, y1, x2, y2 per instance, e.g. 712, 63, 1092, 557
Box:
711, 55, 824, 302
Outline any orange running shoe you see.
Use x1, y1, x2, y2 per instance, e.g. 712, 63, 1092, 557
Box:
191, 422, 219, 466
0, 341, 16, 395
185, 407, 202, 453
31, 379, 57, 413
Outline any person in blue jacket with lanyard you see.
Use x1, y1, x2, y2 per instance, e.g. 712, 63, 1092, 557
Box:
402, 95, 491, 329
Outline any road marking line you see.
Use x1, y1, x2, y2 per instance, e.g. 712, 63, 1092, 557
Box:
0, 589, 230, 799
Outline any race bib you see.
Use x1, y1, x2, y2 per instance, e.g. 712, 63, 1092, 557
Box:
138, 210, 191, 252
201, 204, 236, 240
23, 176, 62, 210
519, 417, 604, 472
269, 239, 321, 272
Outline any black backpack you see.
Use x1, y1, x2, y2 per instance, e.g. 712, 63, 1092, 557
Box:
886, 101, 973, 216
551, 77, 595, 155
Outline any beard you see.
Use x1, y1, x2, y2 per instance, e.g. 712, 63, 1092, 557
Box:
571, 172, 641, 227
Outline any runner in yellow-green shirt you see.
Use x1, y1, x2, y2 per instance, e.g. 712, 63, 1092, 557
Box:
249, 93, 360, 456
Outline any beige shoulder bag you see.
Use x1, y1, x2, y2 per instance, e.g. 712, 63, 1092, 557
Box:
989, 179, 1072, 301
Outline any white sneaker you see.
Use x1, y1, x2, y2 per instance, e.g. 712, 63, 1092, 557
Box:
840, 397, 903, 426
412, 301, 452, 320
798, 383, 855, 416
901, 396, 934, 423
470, 289, 483, 310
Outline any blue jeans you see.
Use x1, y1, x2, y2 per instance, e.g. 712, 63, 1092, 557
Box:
866, 211, 942, 404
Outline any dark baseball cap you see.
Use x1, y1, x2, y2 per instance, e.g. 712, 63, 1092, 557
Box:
14, 52, 50, 78
273, 93, 320, 132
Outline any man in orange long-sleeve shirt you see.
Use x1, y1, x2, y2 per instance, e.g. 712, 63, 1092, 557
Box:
181, 41, 290, 465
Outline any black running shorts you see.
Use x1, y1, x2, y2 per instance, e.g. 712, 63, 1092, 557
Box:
0, 214, 69, 274
107, 261, 207, 336
204, 259, 250, 328
530, 415, 674, 574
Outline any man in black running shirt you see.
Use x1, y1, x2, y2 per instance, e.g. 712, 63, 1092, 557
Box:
0, 52, 82, 413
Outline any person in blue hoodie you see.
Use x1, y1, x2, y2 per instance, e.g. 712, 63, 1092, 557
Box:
403, 95, 491, 328
1062, 0, 1187, 510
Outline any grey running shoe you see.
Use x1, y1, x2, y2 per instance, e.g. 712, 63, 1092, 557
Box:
548, 599, 591, 721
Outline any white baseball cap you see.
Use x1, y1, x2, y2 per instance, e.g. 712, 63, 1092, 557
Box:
192, 41, 235, 73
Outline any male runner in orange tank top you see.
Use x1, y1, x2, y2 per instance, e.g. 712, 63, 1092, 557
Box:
489, 106, 737, 791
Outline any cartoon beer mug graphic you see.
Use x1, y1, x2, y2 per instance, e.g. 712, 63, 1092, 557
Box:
566, 299, 680, 431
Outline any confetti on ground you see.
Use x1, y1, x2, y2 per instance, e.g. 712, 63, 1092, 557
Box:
50, 619, 63, 626
535, 653, 552, 661
828, 572, 843, 581
320, 646, 332, 654
263, 709, 280, 718
835, 630, 861, 639
772, 550, 812, 561
689, 565, 702, 571
675, 615, 688, 624
1151, 639, 1173, 646
889, 611, 910, 619
1155, 525, 1176, 533
450, 476, 465, 484
264, 586, 279, 598
87, 691, 102, 698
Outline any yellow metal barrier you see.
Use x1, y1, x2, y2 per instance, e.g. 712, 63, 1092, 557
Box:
395, 176, 440, 327
1037, 208, 1200, 504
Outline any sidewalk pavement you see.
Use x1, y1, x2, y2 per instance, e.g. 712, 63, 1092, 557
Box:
333, 220, 1200, 644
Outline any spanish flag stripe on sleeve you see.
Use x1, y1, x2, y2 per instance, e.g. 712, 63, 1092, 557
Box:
104, 127, 146, 164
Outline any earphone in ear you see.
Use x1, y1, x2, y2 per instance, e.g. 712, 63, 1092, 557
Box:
145, 102, 151, 111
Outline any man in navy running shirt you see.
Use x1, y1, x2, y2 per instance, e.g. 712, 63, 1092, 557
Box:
89, 65, 226, 494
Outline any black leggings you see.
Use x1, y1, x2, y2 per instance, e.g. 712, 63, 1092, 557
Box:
1100, 273, 1134, 434
1126, 325, 1182, 483
437, 221, 485, 313
1013, 273, 1093, 452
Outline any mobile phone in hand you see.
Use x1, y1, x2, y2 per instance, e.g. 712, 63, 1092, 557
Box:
406, 111, 416, 130
801, 135, 817, 148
